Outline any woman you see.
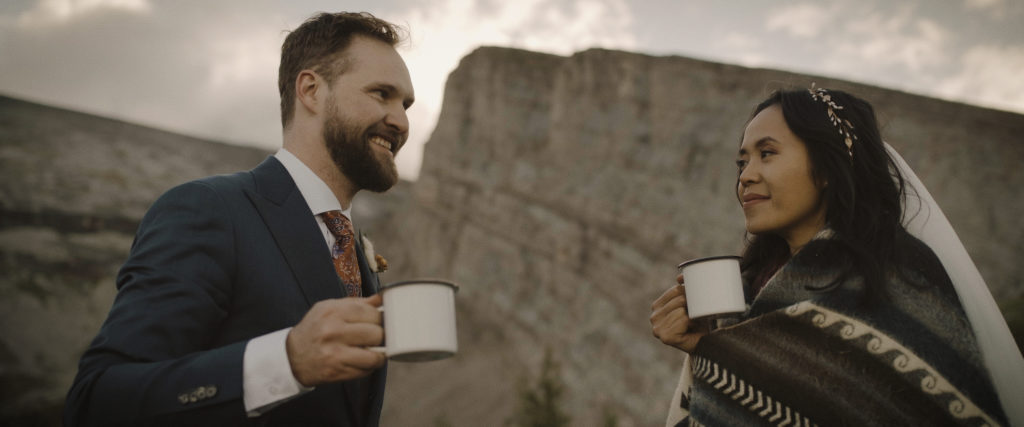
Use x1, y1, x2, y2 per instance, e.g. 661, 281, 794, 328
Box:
650, 87, 1022, 426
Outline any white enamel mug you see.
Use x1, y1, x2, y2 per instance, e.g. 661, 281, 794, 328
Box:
677, 256, 746, 319
370, 279, 459, 362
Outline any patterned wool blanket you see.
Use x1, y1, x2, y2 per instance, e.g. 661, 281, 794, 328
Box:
673, 232, 1008, 426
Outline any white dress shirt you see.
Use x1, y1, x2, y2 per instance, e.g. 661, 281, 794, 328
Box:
242, 148, 353, 416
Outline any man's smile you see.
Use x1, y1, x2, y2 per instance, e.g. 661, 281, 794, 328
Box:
369, 135, 394, 154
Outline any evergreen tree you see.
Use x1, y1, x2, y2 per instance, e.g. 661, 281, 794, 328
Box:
507, 349, 571, 427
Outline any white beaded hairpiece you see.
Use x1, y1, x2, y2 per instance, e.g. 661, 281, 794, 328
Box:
807, 83, 856, 159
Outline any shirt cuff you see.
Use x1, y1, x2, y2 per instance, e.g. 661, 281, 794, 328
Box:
243, 328, 314, 417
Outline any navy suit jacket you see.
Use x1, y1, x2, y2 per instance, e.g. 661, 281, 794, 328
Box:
65, 157, 386, 426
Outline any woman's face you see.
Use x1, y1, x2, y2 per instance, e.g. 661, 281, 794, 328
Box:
736, 105, 827, 251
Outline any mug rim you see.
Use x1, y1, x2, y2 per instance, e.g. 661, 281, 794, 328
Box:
382, 279, 459, 292
676, 255, 742, 269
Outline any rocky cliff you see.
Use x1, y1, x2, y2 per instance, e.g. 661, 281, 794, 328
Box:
0, 95, 267, 424
2, 45, 1022, 426
376, 47, 1024, 426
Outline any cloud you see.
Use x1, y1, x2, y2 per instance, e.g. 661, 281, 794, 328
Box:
392, 0, 636, 178
783, 3, 1024, 117
2, 0, 1019, 183
758, 3, 952, 94
964, 0, 1003, 10
0, 2, 296, 167
712, 33, 767, 67
936, 44, 1024, 113
962, 0, 1014, 20
828, 9, 950, 73
205, 35, 279, 90
0, 0, 636, 180
765, 3, 833, 39
16, 0, 151, 26
755, 3, 953, 99
760, 3, 952, 75
753, 2, 1012, 119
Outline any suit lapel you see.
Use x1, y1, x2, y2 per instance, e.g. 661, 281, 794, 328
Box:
245, 157, 344, 305
246, 157, 384, 424
355, 232, 381, 296
355, 230, 387, 426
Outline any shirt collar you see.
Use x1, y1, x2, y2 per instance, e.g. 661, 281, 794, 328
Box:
274, 148, 352, 220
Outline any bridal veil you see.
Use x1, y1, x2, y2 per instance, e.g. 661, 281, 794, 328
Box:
888, 143, 1023, 425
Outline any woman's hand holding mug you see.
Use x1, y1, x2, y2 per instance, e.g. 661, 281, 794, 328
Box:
650, 273, 710, 353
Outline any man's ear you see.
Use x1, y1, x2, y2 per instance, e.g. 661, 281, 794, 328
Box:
295, 70, 324, 116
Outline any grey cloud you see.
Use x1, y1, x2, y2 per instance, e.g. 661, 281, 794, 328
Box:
1, 0, 1022, 175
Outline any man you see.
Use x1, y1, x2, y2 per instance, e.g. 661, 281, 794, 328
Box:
64, 12, 414, 426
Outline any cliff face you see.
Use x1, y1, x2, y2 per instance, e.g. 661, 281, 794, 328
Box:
0, 95, 410, 425
0, 95, 270, 423
376, 47, 1024, 426
2, 44, 1022, 426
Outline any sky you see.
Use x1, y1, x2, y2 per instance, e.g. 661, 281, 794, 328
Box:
1, 0, 1022, 180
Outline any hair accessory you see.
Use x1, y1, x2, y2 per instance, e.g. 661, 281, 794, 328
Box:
808, 83, 856, 158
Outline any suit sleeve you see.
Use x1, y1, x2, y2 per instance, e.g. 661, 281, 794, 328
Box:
65, 181, 249, 426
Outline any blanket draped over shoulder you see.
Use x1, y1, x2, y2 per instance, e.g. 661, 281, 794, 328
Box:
675, 231, 1008, 427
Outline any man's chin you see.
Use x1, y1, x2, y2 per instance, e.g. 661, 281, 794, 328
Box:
362, 176, 398, 193
360, 164, 399, 193
378, 156, 400, 181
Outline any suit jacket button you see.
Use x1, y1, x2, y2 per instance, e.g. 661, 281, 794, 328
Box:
178, 394, 190, 405
188, 391, 198, 403
206, 385, 217, 397
196, 386, 207, 399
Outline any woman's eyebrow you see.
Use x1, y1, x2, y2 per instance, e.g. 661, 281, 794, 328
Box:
738, 137, 776, 155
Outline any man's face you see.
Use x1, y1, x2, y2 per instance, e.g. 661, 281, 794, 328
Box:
322, 35, 415, 192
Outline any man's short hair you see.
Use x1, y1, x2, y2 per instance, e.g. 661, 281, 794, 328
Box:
278, 12, 404, 128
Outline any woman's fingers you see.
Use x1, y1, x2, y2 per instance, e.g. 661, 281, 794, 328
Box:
651, 283, 707, 352
652, 284, 686, 310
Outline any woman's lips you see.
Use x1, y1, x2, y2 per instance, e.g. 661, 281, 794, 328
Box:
741, 193, 769, 208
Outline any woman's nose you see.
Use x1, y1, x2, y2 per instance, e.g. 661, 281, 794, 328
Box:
738, 162, 759, 185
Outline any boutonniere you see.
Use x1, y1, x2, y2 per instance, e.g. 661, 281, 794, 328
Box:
362, 235, 388, 273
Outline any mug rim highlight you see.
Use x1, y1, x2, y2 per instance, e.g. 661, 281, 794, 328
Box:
381, 279, 459, 292
676, 255, 741, 270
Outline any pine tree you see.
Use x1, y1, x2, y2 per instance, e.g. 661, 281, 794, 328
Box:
507, 349, 571, 427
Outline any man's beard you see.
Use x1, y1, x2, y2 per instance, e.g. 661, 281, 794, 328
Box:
323, 112, 400, 193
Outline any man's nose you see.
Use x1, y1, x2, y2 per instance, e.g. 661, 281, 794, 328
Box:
384, 103, 409, 135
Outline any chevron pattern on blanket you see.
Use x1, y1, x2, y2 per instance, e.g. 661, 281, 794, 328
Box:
691, 355, 818, 427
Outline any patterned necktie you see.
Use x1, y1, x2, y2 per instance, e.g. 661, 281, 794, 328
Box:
320, 210, 362, 297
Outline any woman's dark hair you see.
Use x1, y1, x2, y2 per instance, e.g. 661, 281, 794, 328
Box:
739, 88, 906, 302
